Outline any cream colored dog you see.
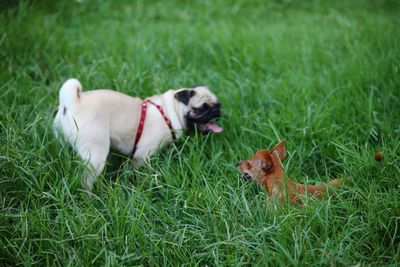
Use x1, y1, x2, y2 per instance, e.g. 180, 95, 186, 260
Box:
53, 79, 222, 190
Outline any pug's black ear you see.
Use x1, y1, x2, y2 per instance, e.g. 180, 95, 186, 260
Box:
175, 90, 196, 105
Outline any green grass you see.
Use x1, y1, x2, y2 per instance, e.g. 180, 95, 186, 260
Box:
1, 0, 400, 265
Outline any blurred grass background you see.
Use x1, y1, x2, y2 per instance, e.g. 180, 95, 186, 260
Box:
0, 0, 399, 265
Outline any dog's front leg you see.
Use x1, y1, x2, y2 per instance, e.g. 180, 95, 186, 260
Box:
130, 157, 145, 169
131, 145, 158, 169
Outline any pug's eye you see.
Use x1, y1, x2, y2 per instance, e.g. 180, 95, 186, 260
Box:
193, 103, 209, 113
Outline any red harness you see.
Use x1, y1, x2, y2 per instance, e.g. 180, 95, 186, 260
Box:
131, 99, 176, 156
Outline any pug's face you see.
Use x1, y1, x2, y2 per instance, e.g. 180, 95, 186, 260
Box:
175, 86, 223, 133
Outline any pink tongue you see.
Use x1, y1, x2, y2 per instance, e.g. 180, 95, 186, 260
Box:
205, 123, 223, 133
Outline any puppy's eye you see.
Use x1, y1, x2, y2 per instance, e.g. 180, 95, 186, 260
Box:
244, 161, 251, 168
262, 162, 272, 172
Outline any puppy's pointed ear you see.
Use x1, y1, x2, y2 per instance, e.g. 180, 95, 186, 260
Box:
175, 90, 196, 105
271, 140, 286, 160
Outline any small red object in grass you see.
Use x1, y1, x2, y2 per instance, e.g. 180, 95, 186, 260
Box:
374, 151, 383, 162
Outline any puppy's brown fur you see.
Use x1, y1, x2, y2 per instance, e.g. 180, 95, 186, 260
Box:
238, 140, 342, 204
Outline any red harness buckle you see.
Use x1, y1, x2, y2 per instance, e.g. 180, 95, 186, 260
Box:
131, 99, 176, 156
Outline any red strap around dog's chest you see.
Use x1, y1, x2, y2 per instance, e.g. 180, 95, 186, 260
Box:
131, 99, 176, 156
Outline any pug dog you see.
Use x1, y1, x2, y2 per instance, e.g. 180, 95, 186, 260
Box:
53, 78, 222, 191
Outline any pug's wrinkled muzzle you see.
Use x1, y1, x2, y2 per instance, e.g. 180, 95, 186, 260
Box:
187, 103, 223, 134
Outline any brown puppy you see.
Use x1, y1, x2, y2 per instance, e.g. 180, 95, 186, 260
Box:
237, 140, 342, 204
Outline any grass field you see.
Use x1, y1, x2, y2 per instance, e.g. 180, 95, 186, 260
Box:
1, 0, 400, 265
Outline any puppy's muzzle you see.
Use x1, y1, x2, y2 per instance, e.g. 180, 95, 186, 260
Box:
241, 172, 252, 181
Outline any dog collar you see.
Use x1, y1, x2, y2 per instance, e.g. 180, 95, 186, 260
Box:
131, 99, 176, 156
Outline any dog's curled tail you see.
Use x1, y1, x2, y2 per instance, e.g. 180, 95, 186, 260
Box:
59, 78, 83, 110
